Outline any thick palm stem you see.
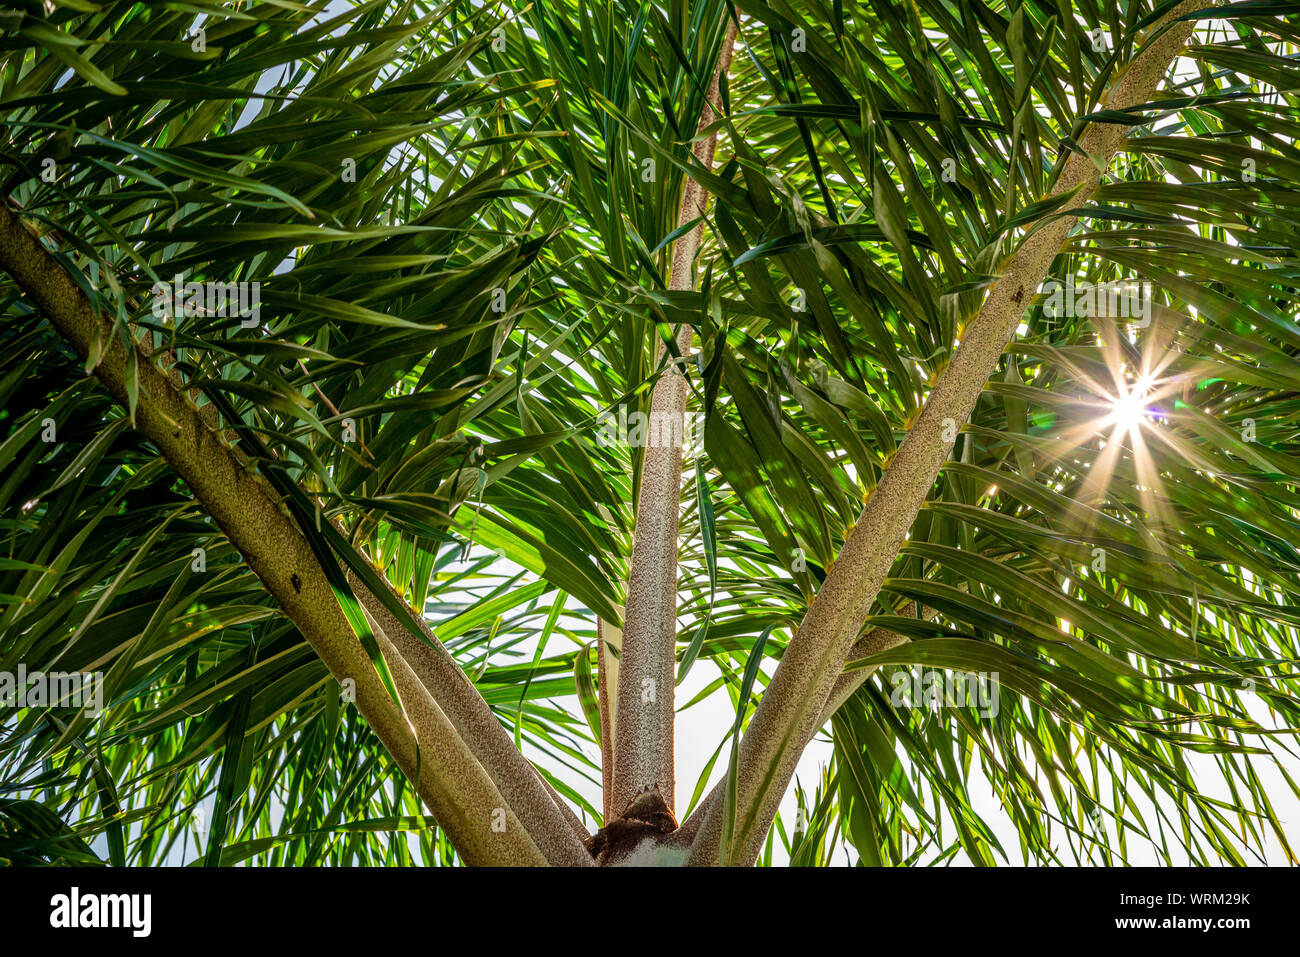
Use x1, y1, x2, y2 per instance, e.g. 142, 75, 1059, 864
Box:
611, 18, 737, 816
687, 1, 1209, 866
597, 614, 622, 821
0, 203, 548, 866
350, 570, 593, 861
672, 622, 910, 847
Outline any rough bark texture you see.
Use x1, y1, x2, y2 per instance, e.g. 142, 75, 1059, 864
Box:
157, 289, 590, 859
687, 2, 1208, 866
0, 203, 548, 866
597, 614, 622, 822
349, 569, 592, 862
673, 620, 911, 847
611, 19, 737, 816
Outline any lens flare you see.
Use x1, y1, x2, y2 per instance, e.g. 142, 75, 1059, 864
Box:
1107, 375, 1154, 437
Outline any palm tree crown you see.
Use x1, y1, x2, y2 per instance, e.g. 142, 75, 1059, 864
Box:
2, 0, 1298, 867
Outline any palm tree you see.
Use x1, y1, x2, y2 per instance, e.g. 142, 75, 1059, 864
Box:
2, 0, 1298, 867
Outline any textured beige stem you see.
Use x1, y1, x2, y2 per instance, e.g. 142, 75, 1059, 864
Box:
819, 626, 913, 722
597, 614, 622, 821
155, 287, 588, 856
350, 570, 593, 863
673, 621, 911, 847
688, 2, 1207, 866
166, 316, 589, 857
611, 19, 737, 816
0, 203, 547, 866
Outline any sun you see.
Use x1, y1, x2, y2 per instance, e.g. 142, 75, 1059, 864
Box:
1106, 374, 1155, 437
1033, 335, 1193, 518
